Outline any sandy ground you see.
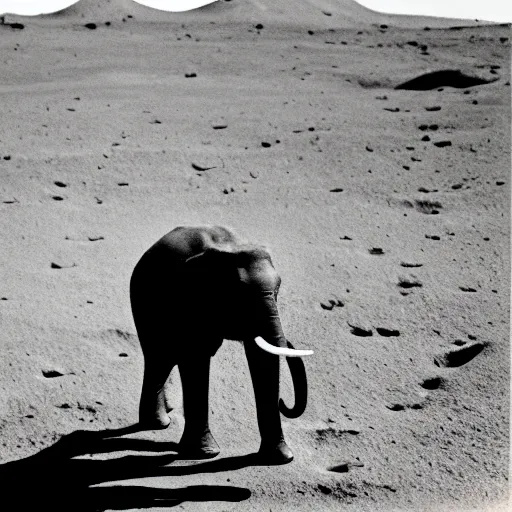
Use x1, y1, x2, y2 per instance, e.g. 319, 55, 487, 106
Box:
0, 1, 510, 511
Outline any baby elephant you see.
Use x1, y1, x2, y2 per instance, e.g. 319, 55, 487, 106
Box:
130, 225, 308, 464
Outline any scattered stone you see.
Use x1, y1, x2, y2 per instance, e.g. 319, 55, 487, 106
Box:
185, 73, 197, 78
348, 323, 373, 337
42, 369, 65, 378
261, 142, 271, 148
383, 107, 400, 112
386, 403, 405, 411
51, 261, 76, 269
376, 328, 400, 337
320, 299, 344, 311
84, 23, 97, 30
369, 247, 384, 255
212, 124, 228, 130
421, 377, 443, 390
398, 277, 422, 288
421, 135, 431, 141
192, 162, 216, 171
425, 106, 441, 111
433, 140, 452, 148
329, 461, 364, 473
400, 262, 423, 268
434, 342, 487, 368
330, 188, 344, 193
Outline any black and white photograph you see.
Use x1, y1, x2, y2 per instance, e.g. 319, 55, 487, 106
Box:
0, 1, 510, 510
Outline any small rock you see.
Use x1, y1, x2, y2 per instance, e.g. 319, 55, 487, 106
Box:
433, 140, 452, 148
192, 162, 216, 171
51, 261, 76, 269
42, 369, 65, 378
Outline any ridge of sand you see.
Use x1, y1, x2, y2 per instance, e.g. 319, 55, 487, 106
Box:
1, 0, 499, 28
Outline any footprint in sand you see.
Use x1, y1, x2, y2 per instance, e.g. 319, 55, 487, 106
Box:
315, 427, 360, 441
434, 341, 488, 368
400, 199, 442, 215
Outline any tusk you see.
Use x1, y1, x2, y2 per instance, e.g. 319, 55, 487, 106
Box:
255, 336, 314, 357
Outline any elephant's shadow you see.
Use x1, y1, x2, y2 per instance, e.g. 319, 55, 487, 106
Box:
0, 424, 255, 511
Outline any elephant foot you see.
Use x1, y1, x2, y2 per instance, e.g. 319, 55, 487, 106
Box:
258, 437, 294, 465
139, 412, 171, 431
179, 428, 220, 460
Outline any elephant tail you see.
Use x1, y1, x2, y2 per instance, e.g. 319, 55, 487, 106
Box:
279, 340, 308, 419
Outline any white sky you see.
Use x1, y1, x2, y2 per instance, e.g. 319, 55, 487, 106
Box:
0, 0, 510, 22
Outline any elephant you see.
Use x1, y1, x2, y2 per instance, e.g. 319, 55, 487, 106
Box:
130, 225, 309, 465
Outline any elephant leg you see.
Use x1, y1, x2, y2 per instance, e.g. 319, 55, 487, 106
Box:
244, 340, 294, 464
139, 351, 174, 429
178, 355, 220, 459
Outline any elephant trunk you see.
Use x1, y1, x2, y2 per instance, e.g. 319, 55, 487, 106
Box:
254, 293, 308, 419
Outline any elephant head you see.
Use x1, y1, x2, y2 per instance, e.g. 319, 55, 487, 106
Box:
185, 245, 311, 419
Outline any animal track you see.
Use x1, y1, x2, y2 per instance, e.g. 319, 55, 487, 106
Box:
434, 342, 487, 368
397, 199, 442, 215
395, 69, 498, 90
413, 200, 442, 214
315, 427, 360, 441
320, 298, 344, 311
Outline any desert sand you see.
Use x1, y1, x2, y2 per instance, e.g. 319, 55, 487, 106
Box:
0, 1, 510, 511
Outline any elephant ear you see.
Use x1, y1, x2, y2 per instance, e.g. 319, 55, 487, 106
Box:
184, 246, 237, 273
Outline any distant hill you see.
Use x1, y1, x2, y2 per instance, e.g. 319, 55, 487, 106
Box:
1, 0, 491, 28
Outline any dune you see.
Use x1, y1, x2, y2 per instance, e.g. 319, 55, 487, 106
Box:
0, 1, 509, 511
